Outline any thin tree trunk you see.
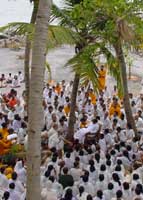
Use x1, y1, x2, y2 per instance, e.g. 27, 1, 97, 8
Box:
114, 41, 138, 136
24, 0, 39, 107
27, 1, 52, 200
67, 73, 80, 141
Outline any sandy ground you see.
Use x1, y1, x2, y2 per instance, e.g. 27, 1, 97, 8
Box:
0, 46, 142, 96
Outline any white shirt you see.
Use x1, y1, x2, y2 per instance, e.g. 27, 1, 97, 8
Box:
0, 173, 9, 189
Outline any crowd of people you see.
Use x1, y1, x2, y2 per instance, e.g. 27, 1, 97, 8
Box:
1, 66, 143, 200
0, 71, 24, 88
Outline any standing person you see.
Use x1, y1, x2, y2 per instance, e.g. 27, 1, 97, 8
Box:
59, 167, 74, 189
98, 65, 106, 91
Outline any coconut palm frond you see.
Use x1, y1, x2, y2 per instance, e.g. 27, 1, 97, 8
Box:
65, 46, 99, 92
47, 25, 77, 49
0, 22, 77, 49
51, 4, 75, 28
0, 22, 34, 40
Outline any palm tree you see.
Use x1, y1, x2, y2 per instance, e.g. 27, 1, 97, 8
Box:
26, 0, 52, 199
77, 0, 143, 136
25, 0, 39, 109
52, 0, 99, 139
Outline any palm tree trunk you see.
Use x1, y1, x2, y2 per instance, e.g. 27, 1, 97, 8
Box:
67, 73, 80, 141
114, 41, 138, 136
24, 0, 39, 107
27, 0, 52, 200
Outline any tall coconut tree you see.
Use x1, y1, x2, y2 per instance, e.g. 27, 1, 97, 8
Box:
26, 0, 52, 199
76, 0, 143, 136
25, 0, 39, 108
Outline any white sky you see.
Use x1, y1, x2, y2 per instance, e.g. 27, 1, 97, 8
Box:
0, 0, 63, 26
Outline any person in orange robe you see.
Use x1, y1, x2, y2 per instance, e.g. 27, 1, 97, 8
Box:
0, 133, 12, 156
109, 97, 121, 117
89, 89, 96, 105
0, 123, 9, 140
55, 83, 62, 95
98, 65, 106, 91
64, 103, 70, 117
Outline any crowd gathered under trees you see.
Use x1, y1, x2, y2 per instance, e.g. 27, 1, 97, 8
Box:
1, 0, 143, 200
0, 68, 143, 200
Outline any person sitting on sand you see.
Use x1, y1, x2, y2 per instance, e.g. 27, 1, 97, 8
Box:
17, 71, 24, 83
7, 73, 13, 84
11, 76, 20, 88
0, 74, 7, 88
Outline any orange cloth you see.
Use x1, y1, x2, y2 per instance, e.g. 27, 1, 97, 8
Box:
89, 92, 96, 105
80, 122, 87, 128
0, 139, 11, 155
8, 98, 17, 108
0, 128, 9, 140
55, 85, 61, 95
109, 103, 121, 117
64, 105, 70, 116
5, 167, 13, 179
98, 69, 106, 90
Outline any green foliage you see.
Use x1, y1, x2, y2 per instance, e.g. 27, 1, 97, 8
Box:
2, 153, 16, 166
0, 22, 76, 49
65, 46, 99, 91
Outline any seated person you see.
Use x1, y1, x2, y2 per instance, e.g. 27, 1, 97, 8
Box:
0, 74, 7, 88
6, 73, 13, 84
11, 75, 20, 88
0, 133, 12, 156
18, 71, 24, 83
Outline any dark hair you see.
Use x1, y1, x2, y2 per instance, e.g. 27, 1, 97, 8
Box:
2, 191, 10, 200
117, 159, 122, 165
0, 167, 5, 174
110, 149, 116, 156
9, 182, 15, 189
64, 188, 73, 200
63, 167, 68, 174
115, 165, 121, 172
90, 165, 95, 173
112, 173, 121, 186
116, 190, 123, 198
49, 176, 55, 183
108, 183, 114, 190
106, 153, 111, 160
12, 172, 17, 180
82, 175, 88, 183
106, 160, 111, 166
95, 153, 100, 163
44, 165, 53, 178
79, 186, 84, 196
133, 173, 139, 180
97, 190, 103, 199
86, 194, 93, 200
89, 159, 94, 166
99, 174, 104, 181
100, 164, 106, 171
123, 182, 129, 190
66, 152, 71, 158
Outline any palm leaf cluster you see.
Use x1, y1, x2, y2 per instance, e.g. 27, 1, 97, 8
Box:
0, 22, 76, 49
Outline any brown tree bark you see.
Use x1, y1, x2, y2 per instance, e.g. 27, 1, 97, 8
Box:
67, 73, 80, 141
114, 41, 138, 137
26, 0, 52, 200
24, 0, 39, 107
